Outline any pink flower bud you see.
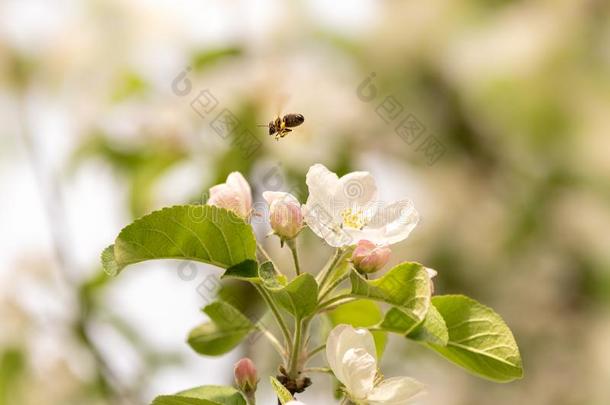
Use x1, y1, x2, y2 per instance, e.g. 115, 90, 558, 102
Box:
351, 240, 391, 274
263, 192, 303, 240
234, 358, 258, 394
208, 172, 252, 219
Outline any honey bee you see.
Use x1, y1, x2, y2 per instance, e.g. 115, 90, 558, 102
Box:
261, 113, 305, 140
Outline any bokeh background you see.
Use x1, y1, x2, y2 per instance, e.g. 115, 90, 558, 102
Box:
2, 0, 610, 404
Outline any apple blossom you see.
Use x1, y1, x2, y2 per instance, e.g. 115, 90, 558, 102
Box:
326, 325, 425, 404
351, 240, 391, 274
263, 191, 304, 240
234, 357, 258, 394
303, 164, 419, 248
207, 172, 252, 219
286, 402, 307, 405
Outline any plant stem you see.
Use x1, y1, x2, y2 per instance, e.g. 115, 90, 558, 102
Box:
286, 239, 301, 276
254, 285, 292, 352
257, 244, 274, 265
319, 272, 350, 301
317, 248, 344, 290
307, 344, 326, 358
288, 318, 303, 378
317, 294, 354, 311
245, 392, 256, 405
304, 344, 326, 366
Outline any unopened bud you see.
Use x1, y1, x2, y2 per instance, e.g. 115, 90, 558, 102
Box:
263, 191, 303, 240
351, 240, 391, 274
234, 358, 258, 394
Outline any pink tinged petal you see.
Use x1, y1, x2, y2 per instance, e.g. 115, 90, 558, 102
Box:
233, 358, 258, 393
352, 240, 391, 274
326, 325, 377, 387
266, 193, 303, 239
227, 172, 252, 215
208, 185, 243, 214
262, 191, 296, 206
367, 377, 426, 405
226, 172, 252, 206
208, 172, 252, 218
341, 348, 377, 400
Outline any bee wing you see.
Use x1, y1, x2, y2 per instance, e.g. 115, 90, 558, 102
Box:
276, 93, 291, 117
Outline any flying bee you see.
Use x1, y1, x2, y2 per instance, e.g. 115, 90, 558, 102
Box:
260, 113, 305, 140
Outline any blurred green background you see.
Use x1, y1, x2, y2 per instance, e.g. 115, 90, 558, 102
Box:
2, 0, 610, 404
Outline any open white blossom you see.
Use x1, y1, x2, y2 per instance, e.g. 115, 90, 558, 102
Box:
326, 325, 425, 404
303, 164, 419, 247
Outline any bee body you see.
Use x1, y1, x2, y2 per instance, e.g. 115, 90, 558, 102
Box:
267, 113, 305, 140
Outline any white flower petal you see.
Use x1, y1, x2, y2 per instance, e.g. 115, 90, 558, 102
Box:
305, 164, 339, 205
305, 164, 339, 214
367, 377, 425, 405
337, 171, 378, 209
326, 325, 377, 388
304, 164, 349, 246
341, 348, 377, 400
365, 200, 419, 245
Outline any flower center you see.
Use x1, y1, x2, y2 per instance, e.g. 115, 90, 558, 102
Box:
341, 208, 367, 229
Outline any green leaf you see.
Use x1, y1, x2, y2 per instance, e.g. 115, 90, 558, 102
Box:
188, 301, 254, 356
223, 260, 259, 280
378, 307, 419, 334
426, 295, 523, 382
350, 262, 431, 333
272, 273, 319, 319
407, 304, 449, 346
269, 377, 293, 404
259, 261, 287, 289
328, 299, 387, 358
152, 385, 246, 405
102, 205, 257, 277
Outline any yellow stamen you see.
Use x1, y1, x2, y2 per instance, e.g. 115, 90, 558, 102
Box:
341, 208, 366, 229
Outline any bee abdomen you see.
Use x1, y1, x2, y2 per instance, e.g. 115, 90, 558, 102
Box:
283, 114, 305, 128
